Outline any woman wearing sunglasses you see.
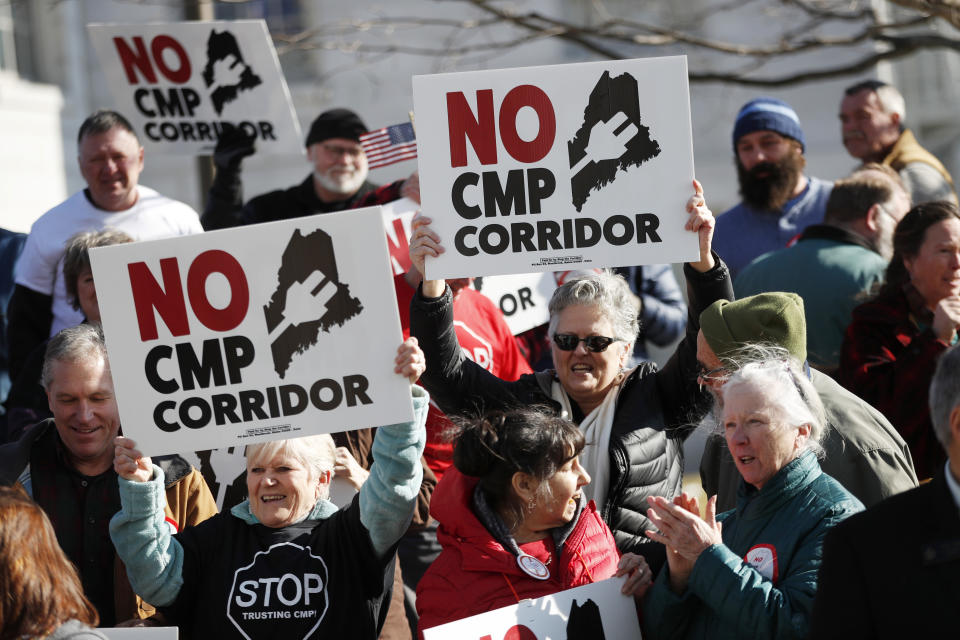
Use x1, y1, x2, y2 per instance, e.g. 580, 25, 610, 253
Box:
408, 181, 733, 570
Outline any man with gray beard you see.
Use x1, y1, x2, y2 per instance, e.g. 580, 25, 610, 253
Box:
201, 108, 418, 230
735, 164, 910, 371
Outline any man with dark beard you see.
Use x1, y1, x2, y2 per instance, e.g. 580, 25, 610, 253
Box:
201, 108, 418, 230
713, 98, 833, 276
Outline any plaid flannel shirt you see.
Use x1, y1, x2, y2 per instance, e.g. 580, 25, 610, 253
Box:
839, 283, 950, 480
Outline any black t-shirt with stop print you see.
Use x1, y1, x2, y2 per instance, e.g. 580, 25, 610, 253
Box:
162, 494, 395, 640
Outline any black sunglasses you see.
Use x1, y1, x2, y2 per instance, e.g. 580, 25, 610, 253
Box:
552, 333, 622, 352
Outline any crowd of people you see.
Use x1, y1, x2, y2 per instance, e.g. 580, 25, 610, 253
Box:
1, 76, 958, 639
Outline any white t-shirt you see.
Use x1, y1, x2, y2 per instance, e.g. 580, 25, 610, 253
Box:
15, 186, 203, 335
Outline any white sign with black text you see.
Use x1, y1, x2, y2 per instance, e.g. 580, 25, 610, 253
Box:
90, 207, 412, 456
473, 273, 555, 335
422, 578, 641, 640
87, 20, 302, 155
413, 55, 697, 279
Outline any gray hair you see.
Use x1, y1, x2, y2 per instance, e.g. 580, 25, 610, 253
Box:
844, 80, 906, 122
63, 229, 134, 310
718, 344, 827, 458
874, 84, 907, 121
929, 345, 960, 449
547, 270, 639, 350
41, 324, 109, 390
245, 434, 337, 499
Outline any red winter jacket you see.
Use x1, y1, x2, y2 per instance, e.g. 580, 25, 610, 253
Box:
416, 469, 620, 637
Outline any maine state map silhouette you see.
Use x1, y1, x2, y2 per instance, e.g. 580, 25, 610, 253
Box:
263, 228, 362, 378
567, 70, 661, 211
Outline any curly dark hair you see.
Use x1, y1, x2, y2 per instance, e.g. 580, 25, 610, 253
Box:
453, 407, 585, 529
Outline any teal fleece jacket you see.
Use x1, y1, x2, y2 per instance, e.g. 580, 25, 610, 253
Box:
644, 451, 863, 640
109, 386, 428, 607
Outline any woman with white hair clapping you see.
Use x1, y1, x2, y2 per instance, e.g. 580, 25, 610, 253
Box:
643, 355, 863, 640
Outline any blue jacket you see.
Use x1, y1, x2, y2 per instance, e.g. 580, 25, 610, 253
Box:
713, 176, 832, 277
645, 451, 863, 640
617, 264, 687, 362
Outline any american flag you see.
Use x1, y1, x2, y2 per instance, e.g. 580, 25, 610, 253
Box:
359, 122, 418, 170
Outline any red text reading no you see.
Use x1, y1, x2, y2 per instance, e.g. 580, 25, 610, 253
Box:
129, 250, 249, 341
447, 86, 555, 168
113, 35, 191, 84
479, 625, 537, 640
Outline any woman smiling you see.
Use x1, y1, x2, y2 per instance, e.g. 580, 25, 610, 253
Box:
840, 201, 960, 479
408, 181, 733, 565
109, 339, 430, 638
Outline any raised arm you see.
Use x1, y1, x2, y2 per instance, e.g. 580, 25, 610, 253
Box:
359, 339, 430, 557
109, 437, 185, 607
200, 128, 255, 231
407, 216, 534, 417
651, 181, 733, 429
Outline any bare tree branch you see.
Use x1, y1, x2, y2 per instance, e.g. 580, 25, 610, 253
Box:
888, 0, 960, 28
88, 0, 956, 88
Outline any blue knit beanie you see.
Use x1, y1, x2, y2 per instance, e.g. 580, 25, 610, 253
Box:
732, 98, 805, 151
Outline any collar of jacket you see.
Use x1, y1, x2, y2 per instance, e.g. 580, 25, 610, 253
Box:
796, 223, 876, 253
434, 469, 598, 575
231, 496, 339, 524
883, 129, 955, 185
736, 450, 822, 520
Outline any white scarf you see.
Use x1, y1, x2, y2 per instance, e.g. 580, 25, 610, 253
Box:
550, 367, 635, 512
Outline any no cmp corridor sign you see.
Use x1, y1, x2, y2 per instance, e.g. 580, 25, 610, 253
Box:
412, 55, 698, 279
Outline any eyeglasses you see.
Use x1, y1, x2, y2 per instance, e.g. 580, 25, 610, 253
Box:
321, 143, 364, 159
552, 334, 622, 352
696, 362, 729, 384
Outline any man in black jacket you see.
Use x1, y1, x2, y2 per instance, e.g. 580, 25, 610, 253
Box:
810, 344, 960, 639
201, 108, 417, 230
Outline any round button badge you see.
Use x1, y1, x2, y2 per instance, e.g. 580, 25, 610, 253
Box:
516, 553, 550, 580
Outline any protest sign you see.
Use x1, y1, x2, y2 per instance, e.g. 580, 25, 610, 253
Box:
381, 197, 419, 276
178, 447, 247, 511
87, 20, 301, 155
90, 207, 412, 456
422, 578, 641, 640
413, 55, 697, 279
473, 273, 555, 335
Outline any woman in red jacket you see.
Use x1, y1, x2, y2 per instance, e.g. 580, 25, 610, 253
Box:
416, 408, 651, 636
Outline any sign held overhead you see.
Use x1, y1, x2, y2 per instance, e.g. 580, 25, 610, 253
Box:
88, 20, 302, 155
90, 207, 412, 456
412, 56, 698, 279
